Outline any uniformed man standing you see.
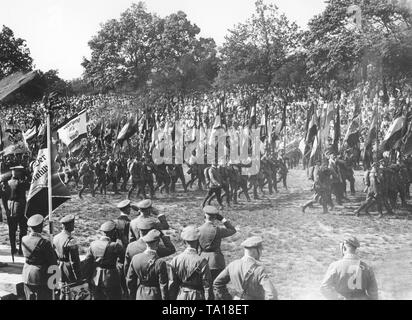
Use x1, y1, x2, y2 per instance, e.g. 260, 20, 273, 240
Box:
169, 225, 212, 300
213, 236, 278, 300
124, 218, 175, 282
198, 206, 236, 284
22, 214, 58, 300
78, 158, 96, 199
126, 229, 169, 300
129, 199, 169, 243
320, 235, 379, 300
53, 214, 82, 295
83, 221, 123, 300
113, 200, 134, 298
6, 166, 30, 255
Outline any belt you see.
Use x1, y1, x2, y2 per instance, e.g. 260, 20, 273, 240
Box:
180, 285, 202, 291
202, 249, 220, 253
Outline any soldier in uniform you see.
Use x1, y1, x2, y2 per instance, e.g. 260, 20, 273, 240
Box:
94, 156, 107, 195
354, 162, 394, 218
126, 229, 169, 300
129, 199, 170, 243
117, 154, 129, 192
6, 166, 30, 255
53, 214, 82, 298
142, 156, 156, 199
169, 226, 212, 300
154, 163, 171, 194
320, 235, 378, 300
78, 158, 96, 199
213, 236, 278, 300
113, 200, 133, 298
106, 155, 120, 195
202, 163, 224, 209
22, 214, 58, 300
124, 218, 175, 283
83, 221, 123, 300
302, 158, 334, 214
128, 156, 146, 200
170, 164, 187, 193
198, 206, 237, 285
66, 155, 79, 187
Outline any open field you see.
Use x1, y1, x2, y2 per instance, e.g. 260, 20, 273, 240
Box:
1, 169, 412, 300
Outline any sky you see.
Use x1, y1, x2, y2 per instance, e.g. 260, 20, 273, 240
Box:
0, 0, 327, 80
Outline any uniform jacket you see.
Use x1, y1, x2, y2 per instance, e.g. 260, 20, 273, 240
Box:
124, 235, 175, 276
22, 232, 58, 286
199, 220, 236, 270
320, 253, 378, 300
114, 214, 130, 250
126, 249, 169, 300
213, 255, 278, 300
169, 247, 212, 300
53, 230, 81, 284
83, 236, 124, 289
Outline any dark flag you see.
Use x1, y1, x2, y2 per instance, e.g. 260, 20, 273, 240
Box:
25, 130, 71, 218
380, 116, 405, 151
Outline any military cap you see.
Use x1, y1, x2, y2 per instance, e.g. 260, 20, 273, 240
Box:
10, 166, 24, 170
135, 216, 158, 230
27, 214, 44, 227
181, 225, 200, 241
203, 205, 219, 215
117, 199, 131, 210
137, 199, 152, 209
60, 214, 75, 224
241, 236, 263, 248
141, 229, 161, 243
100, 220, 116, 232
343, 234, 360, 248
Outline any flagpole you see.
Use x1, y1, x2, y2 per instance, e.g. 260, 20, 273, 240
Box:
46, 101, 55, 300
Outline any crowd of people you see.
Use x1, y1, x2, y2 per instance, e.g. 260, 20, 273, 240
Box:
0, 82, 411, 300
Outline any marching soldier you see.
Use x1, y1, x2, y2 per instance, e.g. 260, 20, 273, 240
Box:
78, 158, 95, 199
354, 161, 394, 218
169, 225, 212, 300
302, 158, 334, 214
126, 229, 169, 300
117, 154, 129, 192
128, 156, 146, 200
53, 214, 82, 298
202, 163, 224, 209
22, 214, 58, 300
106, 155, 119, 195
94, 156, 107, 195
198, 206, 236, 284
320, 235, 378, 300
124, 218, 175, 282
213, 236, 278, 300
6, 166, 30, 255
129, 199, 169, 243
83, 221, 123, 300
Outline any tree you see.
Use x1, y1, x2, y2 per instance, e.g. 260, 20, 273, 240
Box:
83, 2, 219, 95
304, 0, 412, 90
216, 0, 302, 89
0, 25, 33, 78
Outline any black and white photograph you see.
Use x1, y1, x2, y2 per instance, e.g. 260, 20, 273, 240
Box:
0, 0, 412, 306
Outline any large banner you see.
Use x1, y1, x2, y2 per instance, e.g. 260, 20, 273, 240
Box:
57, 110, 87, 150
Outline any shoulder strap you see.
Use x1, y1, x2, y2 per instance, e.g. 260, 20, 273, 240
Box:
28, 238, 46, 261
142, 257, 158, 281
183, 259, 208, 282
62, 236, 73, 258
240, 263, 258, 299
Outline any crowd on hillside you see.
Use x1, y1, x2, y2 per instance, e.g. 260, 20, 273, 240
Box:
0, 83, 410, 162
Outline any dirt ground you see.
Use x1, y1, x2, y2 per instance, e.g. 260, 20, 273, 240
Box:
1, 168, 412, 300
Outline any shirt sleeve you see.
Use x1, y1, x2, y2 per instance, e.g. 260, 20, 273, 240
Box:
218, 220, 237, 239
257, 267, 278, 300
366, 267, 379, 300
126, 260, 137, 299
157, 235, 176, 258
320, 262, 340, 300
213, 266, 231, 300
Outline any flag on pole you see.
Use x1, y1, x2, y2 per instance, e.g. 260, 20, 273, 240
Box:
380, 116, 405, 151
57, 110, 88, 154
25, 130, 71, 219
